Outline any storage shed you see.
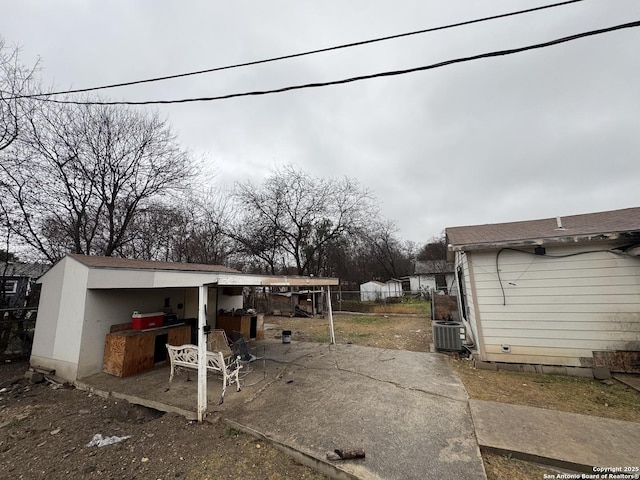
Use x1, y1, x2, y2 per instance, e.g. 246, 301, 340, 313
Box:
446, 207, 640, 373
31, 254, 338, 383
359, 279, 403, 302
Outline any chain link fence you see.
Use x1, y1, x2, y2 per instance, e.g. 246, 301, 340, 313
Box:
1, 308, 38, 360
1, 280, 40, 360
245, 288, 432, 316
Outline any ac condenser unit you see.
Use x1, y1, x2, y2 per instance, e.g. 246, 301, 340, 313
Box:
433, 321, 465, 352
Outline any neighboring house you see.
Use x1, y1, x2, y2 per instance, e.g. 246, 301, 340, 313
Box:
406, 260, 456, 295
31, 254, 338, 383
359, 279, 403, 302
1, 262, 47, 311
446, 207, 640, 373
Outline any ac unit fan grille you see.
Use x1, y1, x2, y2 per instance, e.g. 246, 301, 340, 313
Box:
433, 321, 465, 351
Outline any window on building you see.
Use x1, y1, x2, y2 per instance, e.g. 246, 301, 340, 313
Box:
2, 279, 18, 295
435, 274, 447, 293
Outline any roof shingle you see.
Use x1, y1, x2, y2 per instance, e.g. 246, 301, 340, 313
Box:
446, 207, 640, 248
68, 254, 240, 274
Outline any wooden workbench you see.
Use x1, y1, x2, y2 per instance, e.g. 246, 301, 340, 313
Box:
103, 324, 191, 377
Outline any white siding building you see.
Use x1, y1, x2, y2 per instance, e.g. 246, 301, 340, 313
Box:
359, 279, 403, 302
408, 260, 456, 295
446, 207, 640, 373
32, 254, 339, 382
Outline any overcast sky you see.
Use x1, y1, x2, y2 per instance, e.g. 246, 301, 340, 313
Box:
2, 1, 639, 245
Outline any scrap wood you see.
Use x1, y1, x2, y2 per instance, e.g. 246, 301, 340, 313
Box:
326, 448, 365, 460
44, 375, 70, 389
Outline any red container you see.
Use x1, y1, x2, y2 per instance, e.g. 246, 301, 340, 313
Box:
131, 312, 164, 330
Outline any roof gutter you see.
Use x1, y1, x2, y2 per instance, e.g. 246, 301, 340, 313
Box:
448, 230, 640, 254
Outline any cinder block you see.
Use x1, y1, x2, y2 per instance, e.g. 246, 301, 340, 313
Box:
497, 363, 522, 372
541, 365, 567, 376
566, 367, 594, 379
592, 366, 611, 380
474, 360, 497, 371
25, 370, 44, 383
522, 365, 537, 374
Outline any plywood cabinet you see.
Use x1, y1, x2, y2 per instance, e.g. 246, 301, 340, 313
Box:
103, 324, 190, 377
216, 314, 259, 340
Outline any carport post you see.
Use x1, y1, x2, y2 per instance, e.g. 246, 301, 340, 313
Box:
326, 286, 335, 344
197, 285, 208, 422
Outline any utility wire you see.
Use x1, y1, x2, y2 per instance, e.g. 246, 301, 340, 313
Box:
29, 20, 640, 106
11, 0, 584, 100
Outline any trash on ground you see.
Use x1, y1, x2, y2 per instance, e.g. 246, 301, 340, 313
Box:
86, 433, 131, 447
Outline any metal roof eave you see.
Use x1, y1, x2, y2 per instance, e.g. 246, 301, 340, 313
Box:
205, 273, 339, 288
448, 230, 640, 254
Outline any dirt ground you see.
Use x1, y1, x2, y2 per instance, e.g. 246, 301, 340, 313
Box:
0, 358, 328, 480
2, 313, 638, 480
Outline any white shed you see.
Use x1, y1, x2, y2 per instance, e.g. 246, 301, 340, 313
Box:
360, 279, 403, 302
31, 254, 339, 420
360, 281, 385, 302
384, 279, 403, 298
446, 207, 640, 373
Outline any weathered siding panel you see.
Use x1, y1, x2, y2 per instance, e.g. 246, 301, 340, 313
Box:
468, 244, 640, 366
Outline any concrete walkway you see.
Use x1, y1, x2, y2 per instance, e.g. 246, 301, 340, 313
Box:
469, 399, 640, 473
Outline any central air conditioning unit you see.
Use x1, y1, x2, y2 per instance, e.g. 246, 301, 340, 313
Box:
433, 321, 465, 352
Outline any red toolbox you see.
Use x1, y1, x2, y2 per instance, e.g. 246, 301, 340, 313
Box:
131, 311, 164, 330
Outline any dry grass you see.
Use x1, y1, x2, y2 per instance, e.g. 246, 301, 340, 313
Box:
482, 451, 559, 480
453, 359, 640, 423
264, 314, 431, 352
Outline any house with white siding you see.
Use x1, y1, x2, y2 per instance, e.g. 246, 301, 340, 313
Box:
446, 207, 640, 374
407, 260, 456, 295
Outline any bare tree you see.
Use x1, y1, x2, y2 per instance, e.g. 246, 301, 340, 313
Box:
180, 189, 236, 265
233, 165, 378, 276
417, 233, 447, 261
0, 99, 198, 262
361, 220, 415, 279
120, 188, 236, 265
0, 38, 39, 152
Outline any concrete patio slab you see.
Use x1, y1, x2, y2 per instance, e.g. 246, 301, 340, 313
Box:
78, 340, 487, 480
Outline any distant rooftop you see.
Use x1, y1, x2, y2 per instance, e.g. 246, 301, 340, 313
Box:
1, 262, 49, 278
414, 260, 452, 274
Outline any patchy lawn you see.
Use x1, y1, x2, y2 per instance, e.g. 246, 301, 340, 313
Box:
264, 313, 432, 352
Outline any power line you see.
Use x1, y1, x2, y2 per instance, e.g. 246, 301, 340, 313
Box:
12, 0, 584, 100
29, 20, 640, 106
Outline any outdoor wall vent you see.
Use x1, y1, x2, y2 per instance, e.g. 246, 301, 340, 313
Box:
501, 344, 511, 353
